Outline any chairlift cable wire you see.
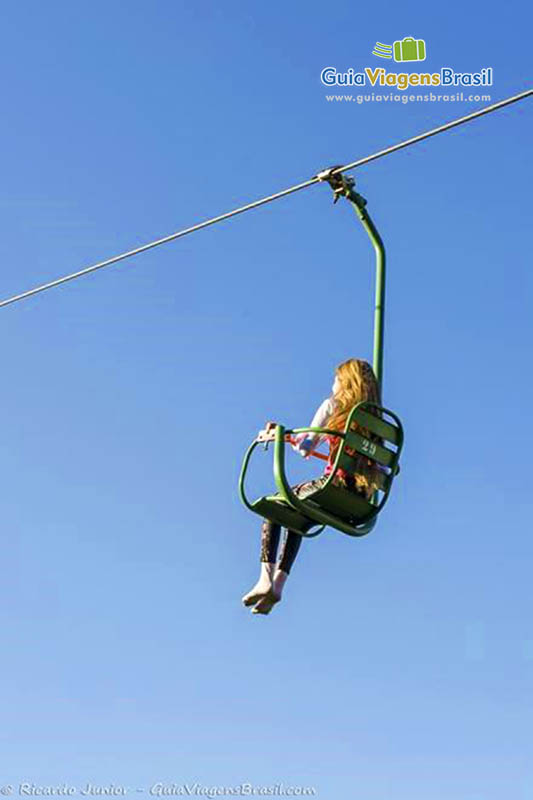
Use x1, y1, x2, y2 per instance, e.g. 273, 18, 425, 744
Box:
1, 88, 531, 310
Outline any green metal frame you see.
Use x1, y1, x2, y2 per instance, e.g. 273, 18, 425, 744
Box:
239, 400, 404, 538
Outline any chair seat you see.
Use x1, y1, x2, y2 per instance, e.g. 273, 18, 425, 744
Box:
252, 483, 375, 535
311, 483, 374, 521
251, 497, 319, 534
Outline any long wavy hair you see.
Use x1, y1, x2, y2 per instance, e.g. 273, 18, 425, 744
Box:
326, 358, 382, 498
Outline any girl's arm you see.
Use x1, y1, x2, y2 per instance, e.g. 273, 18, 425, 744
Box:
292, 397, 335, 458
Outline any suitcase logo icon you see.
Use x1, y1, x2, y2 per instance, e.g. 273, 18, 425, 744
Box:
393, 37, 426, 62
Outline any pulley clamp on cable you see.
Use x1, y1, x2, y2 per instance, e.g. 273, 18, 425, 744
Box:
317, 166, 367, 210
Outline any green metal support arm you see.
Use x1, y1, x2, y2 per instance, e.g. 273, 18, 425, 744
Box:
345, 190, 385, 393
317, 170, 386, 394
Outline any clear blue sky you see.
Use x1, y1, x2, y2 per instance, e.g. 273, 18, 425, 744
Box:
1, 1, 532, 798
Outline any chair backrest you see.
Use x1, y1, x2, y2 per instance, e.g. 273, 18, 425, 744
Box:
336, 401, 403, 500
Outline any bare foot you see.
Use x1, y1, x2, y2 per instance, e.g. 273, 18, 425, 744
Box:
251, 588, 281, 615
242, 563, 275, 607
242, 583, 271, 607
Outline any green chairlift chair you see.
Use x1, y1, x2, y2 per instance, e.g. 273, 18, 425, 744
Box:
239, 169, 404, 537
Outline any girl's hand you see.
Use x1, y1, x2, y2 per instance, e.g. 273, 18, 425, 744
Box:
291, 434, 312, 458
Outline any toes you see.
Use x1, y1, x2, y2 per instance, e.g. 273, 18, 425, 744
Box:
252, 603, 271, 615
242, 584, 272, 607
251, 591, 281, 615
242, 593, 262, 607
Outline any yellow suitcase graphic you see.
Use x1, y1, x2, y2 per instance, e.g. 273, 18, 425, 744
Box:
393, 37, 426, 62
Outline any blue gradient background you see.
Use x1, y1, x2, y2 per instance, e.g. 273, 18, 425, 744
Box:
1, 2, 532, 798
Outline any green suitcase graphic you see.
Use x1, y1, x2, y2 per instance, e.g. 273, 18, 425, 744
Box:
393, 37, 426, 62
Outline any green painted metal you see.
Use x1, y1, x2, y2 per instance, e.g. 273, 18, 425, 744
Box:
353, 408, 399, 444
238, 401, 404, 538
343, 186, 385, 393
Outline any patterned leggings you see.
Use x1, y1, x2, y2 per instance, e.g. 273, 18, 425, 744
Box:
259, 477, 328, 574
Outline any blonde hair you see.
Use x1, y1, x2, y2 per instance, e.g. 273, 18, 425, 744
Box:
326, 358, 382, 498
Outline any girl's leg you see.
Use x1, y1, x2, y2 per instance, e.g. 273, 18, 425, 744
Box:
246, 479, 320, 614
252, 529, 302, 615
260, 518, 281, 564
278, 529, 302, 574
242, 519, 281, 607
